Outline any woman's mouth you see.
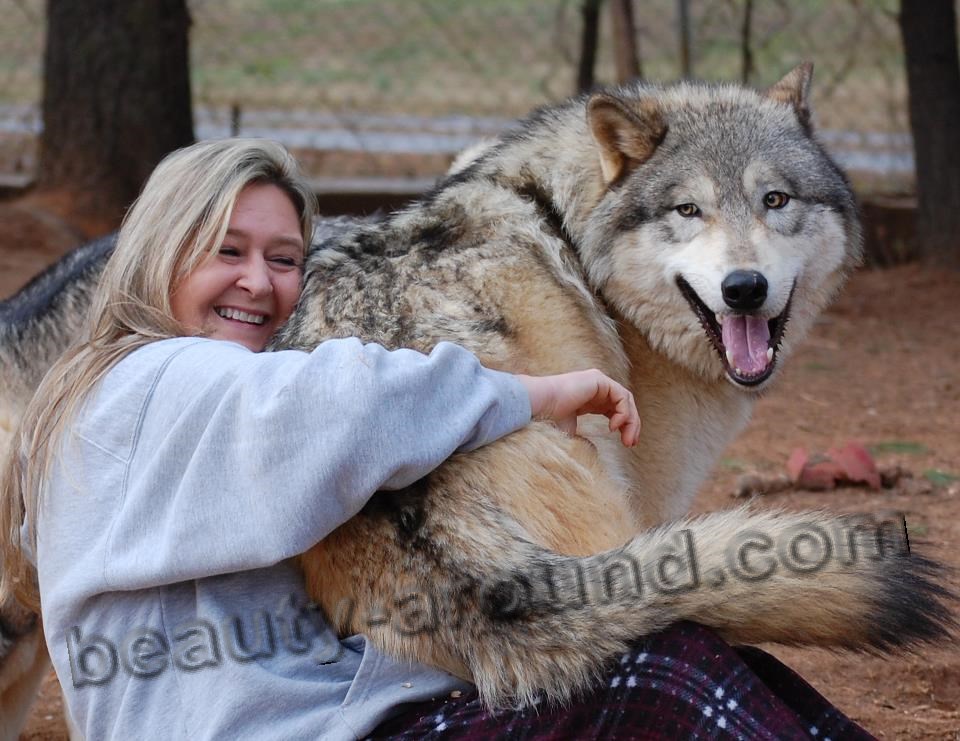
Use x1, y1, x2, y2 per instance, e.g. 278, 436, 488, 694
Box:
215, 307, 268, 325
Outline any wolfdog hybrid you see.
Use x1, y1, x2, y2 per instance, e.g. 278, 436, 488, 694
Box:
0, 65, 954, 726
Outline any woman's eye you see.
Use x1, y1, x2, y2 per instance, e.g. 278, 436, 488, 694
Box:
675, 203, 701, 218
219, 246, 241, 257
270, 256, 301, 268
763, 191, 790, 209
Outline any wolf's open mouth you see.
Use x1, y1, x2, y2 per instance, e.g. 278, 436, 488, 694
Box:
676, 276, 793, 387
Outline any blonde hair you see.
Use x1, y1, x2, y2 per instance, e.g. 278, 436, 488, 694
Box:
1, 138, 317, 609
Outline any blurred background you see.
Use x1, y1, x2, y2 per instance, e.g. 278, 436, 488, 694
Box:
0, 1, 921, 224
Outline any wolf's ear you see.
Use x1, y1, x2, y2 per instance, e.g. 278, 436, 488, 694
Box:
765, 62, 814, 129
587, 94, 666, 185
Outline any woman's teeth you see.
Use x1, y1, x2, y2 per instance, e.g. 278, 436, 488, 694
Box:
215, 307, 266, 325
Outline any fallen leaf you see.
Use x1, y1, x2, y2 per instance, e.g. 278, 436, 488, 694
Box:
787, 447, 808, 481
923, 469, 959, 486
796, 455, 842, 490
868, 440, 930, 456
827, 441, 881, 489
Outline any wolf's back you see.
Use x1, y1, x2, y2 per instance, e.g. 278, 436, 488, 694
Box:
0, 234, 115, 446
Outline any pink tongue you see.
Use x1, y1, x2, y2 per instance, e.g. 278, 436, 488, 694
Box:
721, 315, 771, 375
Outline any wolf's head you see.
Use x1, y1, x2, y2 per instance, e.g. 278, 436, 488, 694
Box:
578, 64, 861, 390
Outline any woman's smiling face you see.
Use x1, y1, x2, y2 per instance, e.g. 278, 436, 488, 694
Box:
171, 183, 305, 351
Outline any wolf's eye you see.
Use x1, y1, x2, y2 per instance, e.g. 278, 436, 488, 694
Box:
675, 203, 701, 218
763, 191, 790, 209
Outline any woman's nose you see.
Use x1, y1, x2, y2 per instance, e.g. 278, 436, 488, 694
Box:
236, 257, 273, 296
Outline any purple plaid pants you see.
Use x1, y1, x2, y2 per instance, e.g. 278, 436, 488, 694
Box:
369, 622, 875, 740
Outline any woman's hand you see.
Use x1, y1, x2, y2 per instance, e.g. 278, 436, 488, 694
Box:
517, 369, 640, 447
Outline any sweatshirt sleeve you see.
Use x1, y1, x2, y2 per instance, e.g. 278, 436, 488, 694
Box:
99, 337, 530, 589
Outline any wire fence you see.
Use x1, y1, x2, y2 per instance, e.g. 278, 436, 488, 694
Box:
0, 0, 914, 189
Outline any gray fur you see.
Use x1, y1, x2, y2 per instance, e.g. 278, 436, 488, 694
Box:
0, 235, 114, 402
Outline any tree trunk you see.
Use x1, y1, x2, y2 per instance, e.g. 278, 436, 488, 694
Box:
899, 0, 960, 267
740, 0, 754, 84
577, 0, 602, 93
610, 0, 642, 83
677, 0, 692, 79
38, 0, 194, 229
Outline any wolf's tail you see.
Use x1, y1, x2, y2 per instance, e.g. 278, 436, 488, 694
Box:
306, 492, 954, 709
460, 508, 951, 708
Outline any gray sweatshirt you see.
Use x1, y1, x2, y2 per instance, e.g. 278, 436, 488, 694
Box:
34, 337, 531, 740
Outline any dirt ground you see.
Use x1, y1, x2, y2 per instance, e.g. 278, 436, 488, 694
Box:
2, 195, 958, 740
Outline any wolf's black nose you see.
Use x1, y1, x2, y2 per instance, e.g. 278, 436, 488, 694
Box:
721, 270, 768, 311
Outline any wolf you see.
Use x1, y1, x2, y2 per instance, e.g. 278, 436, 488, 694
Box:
0, 65, 954, 724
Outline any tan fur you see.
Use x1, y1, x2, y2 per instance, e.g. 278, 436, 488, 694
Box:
0, 627, 49, 741
588, 95, 667, 183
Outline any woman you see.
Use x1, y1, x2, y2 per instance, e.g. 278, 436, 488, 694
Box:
1, 139, 874, 740
0, 138, 641, 738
